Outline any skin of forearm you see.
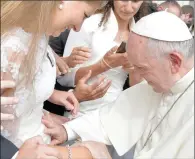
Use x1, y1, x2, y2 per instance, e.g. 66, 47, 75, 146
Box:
50, 145, 93, 159
47, 90, 57, 104
75, 61, 109, 85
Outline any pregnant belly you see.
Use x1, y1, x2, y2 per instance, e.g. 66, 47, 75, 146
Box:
16, 119, 51, 148
79, 91, 121, 114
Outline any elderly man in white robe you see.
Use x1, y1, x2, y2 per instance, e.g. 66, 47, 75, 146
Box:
43, 11, 194, 159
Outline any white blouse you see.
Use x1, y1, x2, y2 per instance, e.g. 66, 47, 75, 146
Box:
1, 28, 56, 147
63, 10, 135, 115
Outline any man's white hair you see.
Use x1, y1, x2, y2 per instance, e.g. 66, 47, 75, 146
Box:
147, 38, 194, 60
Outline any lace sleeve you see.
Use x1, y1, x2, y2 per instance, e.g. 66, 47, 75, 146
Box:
1, 34, 27, 81
1, 32, 27, 146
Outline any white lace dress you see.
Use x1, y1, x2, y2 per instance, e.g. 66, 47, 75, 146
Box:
1, 28, 56, 147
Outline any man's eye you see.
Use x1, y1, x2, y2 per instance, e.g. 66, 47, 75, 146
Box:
135, 66, 143, 70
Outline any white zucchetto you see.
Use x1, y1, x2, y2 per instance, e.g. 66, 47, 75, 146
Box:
132, 11, 192, 41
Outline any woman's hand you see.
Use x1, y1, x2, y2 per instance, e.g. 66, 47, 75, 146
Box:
17, 136, 63, 159
42, 118, 68, 146
73, 70, 111, 102
102, 46, 129, 69
48, 90, 79, 116
1, 80, 18, 130
53, 52, 69, 76
66, 46, 91, 68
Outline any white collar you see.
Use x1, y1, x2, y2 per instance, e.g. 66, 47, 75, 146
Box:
171, 68, 194, 94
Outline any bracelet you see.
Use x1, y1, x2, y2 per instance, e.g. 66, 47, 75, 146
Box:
102, 58, 112, 69
66, 145, 72, 159
101, 58, 123, 74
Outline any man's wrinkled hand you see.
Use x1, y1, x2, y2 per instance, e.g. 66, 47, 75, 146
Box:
42, 119, 68, 146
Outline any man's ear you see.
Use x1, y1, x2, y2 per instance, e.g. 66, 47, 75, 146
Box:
169, 52, 183, 74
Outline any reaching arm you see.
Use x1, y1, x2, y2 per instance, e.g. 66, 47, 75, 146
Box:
74, 60, 109, 84
51, 145, 93, 159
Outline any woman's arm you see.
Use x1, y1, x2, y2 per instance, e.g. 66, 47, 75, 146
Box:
51, 145, 93, 159
75, 47, 127, 85
75, 60, 109, 84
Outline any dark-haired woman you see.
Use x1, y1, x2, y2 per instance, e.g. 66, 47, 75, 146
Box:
60, 1, 143, 117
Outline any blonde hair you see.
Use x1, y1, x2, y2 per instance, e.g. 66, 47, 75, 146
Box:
1, 1, 59, 87
1, 1, 107, 88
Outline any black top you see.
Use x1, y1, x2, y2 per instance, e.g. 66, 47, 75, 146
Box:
49, 29, 70, 56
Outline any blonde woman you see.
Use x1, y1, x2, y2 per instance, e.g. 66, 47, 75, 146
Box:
1, 1, 108, 149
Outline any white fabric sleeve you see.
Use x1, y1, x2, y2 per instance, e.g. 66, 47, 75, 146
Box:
11, 151, 18, 159
176, 130, 194, 159
63, 124, 79, 141
56, 68, 79, 87
64, 110, 111, 145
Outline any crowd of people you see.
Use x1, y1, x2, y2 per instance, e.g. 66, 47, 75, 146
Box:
1, 1, 194, 159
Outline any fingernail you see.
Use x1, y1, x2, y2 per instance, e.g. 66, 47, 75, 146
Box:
63, 70, 67, 74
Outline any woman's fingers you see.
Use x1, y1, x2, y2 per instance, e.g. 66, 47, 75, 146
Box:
76, 46, 91, 53
90, 76, 106, 90
93, 81, 111, 99
44, 128, 55, 136
67, 93, 79, 115
92, 80, 111, 97
50, 139, 61, 146
56, 66, 62, 76
42, 119, 54, 129
73, 55, 89, 62
1, 113, 15, 121
106, 46, 118, 56
1, 97, 18, 106
58, 60, 69, 74
1, 81, 15, 90
62, 100, 74, 111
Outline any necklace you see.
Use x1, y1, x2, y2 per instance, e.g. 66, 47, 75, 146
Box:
142, 80, 194, 150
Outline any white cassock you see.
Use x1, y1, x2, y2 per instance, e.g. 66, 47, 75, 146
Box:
63, 68, 194, 158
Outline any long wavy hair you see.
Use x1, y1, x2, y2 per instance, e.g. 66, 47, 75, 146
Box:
96, 0, 114, 28
1, 1, 59, 87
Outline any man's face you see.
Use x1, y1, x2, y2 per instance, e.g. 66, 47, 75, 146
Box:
127, 33, 176, 93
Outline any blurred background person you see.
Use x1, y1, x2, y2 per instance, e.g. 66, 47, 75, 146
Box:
157, 0, 181, 17
181, 5, 194, 36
